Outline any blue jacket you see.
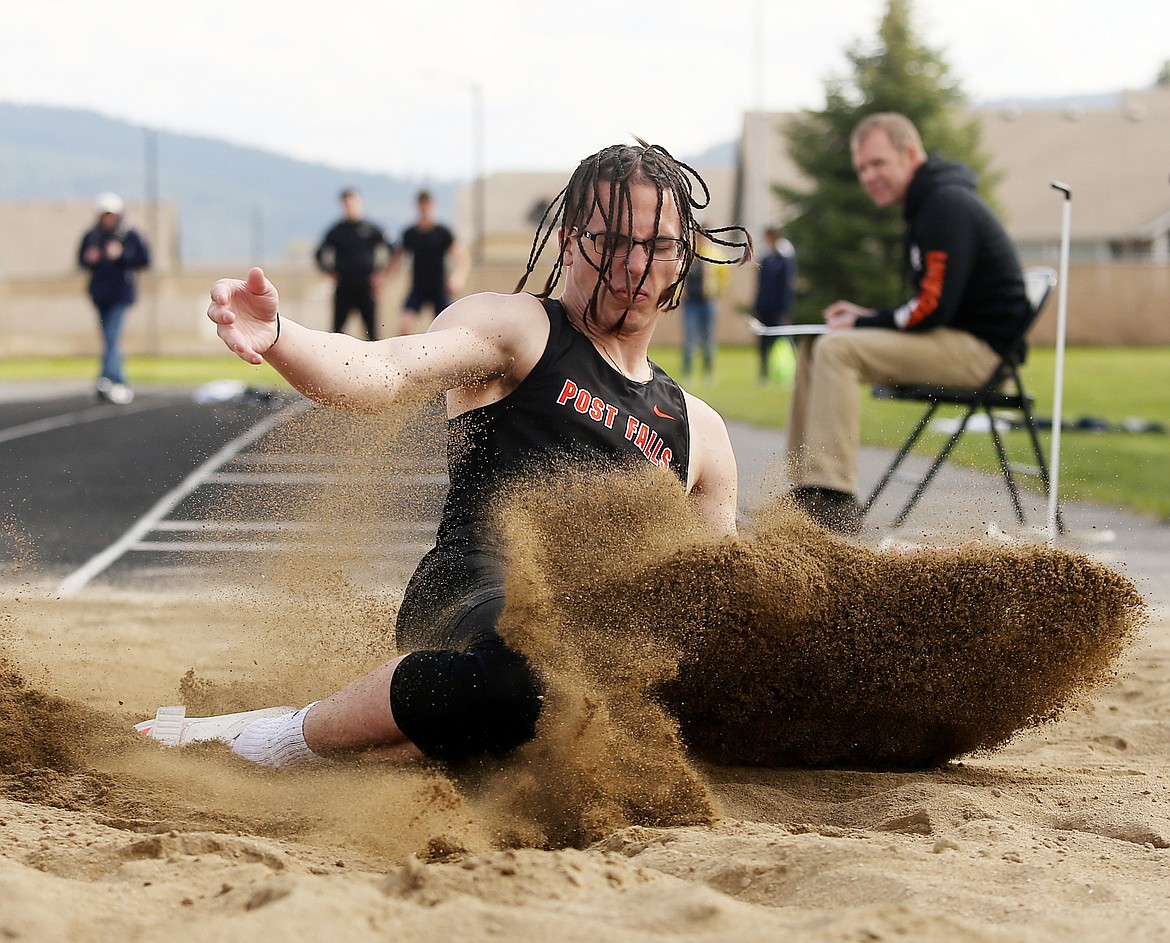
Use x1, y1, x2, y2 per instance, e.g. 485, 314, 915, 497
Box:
78, 221, 150, 307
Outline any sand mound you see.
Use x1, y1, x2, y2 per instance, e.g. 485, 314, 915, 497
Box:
0, 659, 94, 774
493, 466, 1146, 774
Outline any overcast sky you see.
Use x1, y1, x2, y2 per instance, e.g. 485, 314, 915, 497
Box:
4, 0, 1167, 180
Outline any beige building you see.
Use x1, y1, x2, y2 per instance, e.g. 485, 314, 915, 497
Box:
0, 199, 179, 278
978, 88, 1170, 264
735, 87, 1170, 265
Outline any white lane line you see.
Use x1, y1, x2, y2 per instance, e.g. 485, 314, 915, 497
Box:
229, 453, 370, 466
205, 471, 449, 486
0, 400, 168, 445
125, 540, 435, 554
55, 400, 310, 597
150, 519, 436, 533
207, 471, 357, 485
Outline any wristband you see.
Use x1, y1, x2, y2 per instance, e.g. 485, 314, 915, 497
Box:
271, 312, 281, 349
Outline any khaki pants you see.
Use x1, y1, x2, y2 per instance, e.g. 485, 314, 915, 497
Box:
786, 328, 1001, 495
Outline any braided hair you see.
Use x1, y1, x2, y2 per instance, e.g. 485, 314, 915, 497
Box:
514, 140, 752, 333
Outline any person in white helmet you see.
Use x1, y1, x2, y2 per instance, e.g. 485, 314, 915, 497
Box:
77, 192, 151, 404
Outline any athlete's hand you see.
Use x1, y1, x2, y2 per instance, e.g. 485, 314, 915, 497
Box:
207, 267, 280, 364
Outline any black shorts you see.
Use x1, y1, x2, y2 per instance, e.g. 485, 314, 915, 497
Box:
389, 544, 543, 763
403, 285, 450, 316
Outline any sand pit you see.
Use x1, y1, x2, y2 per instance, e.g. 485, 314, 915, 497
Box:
1, 408, 1166, 941
2, 579, 1167, 940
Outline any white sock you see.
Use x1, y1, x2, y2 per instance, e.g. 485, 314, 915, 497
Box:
231, 702, 323, 768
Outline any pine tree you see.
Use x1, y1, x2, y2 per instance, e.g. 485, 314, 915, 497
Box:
777, 0, 991, 321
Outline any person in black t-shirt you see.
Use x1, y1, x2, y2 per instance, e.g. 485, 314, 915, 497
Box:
141, 142, 750, 769
391, 190, 467, 335
314, 189, 393, 340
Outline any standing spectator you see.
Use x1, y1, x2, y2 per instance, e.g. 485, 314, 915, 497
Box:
315, 189, 394, 340
392, 190, 468, 335
681, 235, 727, 379
752, 225, 798, 382
77, 192, 150, 405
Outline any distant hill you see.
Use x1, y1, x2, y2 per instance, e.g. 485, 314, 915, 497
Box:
682, 139, 738, 168
0, 102, 455, 266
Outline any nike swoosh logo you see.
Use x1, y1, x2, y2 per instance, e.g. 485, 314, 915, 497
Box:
653, 405, 676, 420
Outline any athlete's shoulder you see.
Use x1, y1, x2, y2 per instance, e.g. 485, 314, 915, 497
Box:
679, 389, 737, 532
681, 390, 730, 440
433, 293, 551, 404
433, 291, 548, 334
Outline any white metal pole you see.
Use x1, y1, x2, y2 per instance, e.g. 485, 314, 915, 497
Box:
1047, 181, 1072, 545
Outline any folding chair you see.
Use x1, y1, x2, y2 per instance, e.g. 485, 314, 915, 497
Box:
861, 266, 1063, 531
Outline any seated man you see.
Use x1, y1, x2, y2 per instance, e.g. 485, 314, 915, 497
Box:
786, 112, 1030, 534
138, 141, 749, 768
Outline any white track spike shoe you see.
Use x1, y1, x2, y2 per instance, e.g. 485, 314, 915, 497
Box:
134, 705, 294, 748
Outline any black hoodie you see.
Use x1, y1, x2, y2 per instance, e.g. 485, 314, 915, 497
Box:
861, 155, 1030, 357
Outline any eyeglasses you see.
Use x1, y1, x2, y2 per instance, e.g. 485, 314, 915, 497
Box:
577, 230, 686, 262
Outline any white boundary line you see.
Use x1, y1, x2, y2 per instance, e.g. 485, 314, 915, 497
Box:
125, 539, 436, 554
0, 400, 164, 445
149, 519, 436, 533
55, 399, 309, 597
206, 471, 449, 486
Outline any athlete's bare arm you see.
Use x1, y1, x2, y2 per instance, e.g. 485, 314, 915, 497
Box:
682, 392, 739, 536
207, 267, 548, 413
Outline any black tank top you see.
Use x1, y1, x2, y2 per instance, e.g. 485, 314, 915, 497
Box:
397, 298, 691, 648
436, 298, 691, 548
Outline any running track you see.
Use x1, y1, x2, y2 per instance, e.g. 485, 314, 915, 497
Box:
0, 385, 445, 595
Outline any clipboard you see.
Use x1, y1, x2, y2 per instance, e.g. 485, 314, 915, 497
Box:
747, 318, 829, 337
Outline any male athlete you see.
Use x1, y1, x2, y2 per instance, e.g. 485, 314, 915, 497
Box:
137, 142, 749, 767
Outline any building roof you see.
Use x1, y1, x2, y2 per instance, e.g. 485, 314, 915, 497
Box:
979, 88, 1170, 243
737, 87, 1170, 251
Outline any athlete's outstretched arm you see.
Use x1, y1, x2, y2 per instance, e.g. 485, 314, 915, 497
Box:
207, 267, 545, 414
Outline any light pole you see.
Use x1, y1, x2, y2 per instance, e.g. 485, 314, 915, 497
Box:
423, 73, 486, 263
750, 0, 770, 241
143, 126, 161, 355
470, 80, 485, 264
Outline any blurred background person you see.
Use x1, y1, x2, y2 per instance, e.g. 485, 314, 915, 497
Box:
77, 192, 151, 405
681, 234, 728, 380
314, 188, 394, 340
752, 225, 798, 382
786, 112, 1028, 535
391, 190, 468, 335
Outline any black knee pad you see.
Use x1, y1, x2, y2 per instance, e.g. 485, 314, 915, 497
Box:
389, 642, 543, 764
